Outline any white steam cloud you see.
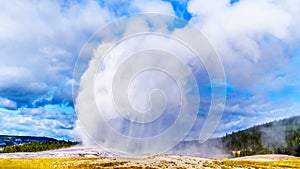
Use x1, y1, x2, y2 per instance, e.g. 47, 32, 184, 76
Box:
73, 14, 225, 154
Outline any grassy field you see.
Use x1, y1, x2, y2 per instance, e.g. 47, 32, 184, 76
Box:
0, 158, 121, 169
1, 156, 300, 169
204, 158, 300, 168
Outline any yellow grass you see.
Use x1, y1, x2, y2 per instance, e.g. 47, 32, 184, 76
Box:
0, 158, 123, 169
204, 158, 300, 169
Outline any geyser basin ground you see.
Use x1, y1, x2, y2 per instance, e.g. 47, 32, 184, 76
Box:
0, 147, 300, 169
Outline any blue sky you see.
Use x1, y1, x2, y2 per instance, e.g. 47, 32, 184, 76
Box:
0, 0, 300, 141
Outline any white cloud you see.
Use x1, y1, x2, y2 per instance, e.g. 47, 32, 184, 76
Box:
187, 0, 300, 92
0, 0, 113, 106
132, 0, 175, 15
0, 67, 32, 88
0, 104, 76, 140
0, 66, 48, 98
0, 97, 17, 109
225, 95, 300, 118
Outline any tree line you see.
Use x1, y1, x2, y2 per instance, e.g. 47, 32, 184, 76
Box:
0, 141, 78, 153
221, 116, 300, 157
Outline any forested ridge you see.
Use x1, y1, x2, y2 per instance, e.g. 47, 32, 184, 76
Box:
222, 116, 300, 156
0, 141, 78, 153
0, 135, 78, 153
176, 116, 300, 157
0, 135, 58, 147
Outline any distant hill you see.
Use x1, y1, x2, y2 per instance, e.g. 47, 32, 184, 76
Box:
0, 135, 78, 153
0, 135, 58, 147
175, 116, 300, 157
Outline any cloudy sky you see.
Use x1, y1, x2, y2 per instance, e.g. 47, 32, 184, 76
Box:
1, 0, 300, 141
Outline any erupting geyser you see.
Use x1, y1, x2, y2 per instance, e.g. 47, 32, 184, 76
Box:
72, 14, 226, 155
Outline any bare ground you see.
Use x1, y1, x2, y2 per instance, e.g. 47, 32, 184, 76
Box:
1, 146, 300, 168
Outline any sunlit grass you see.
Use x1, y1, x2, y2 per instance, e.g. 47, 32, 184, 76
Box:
204, 158, 300, 168
0, 158, 150, 169
0, 158, 114, 169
